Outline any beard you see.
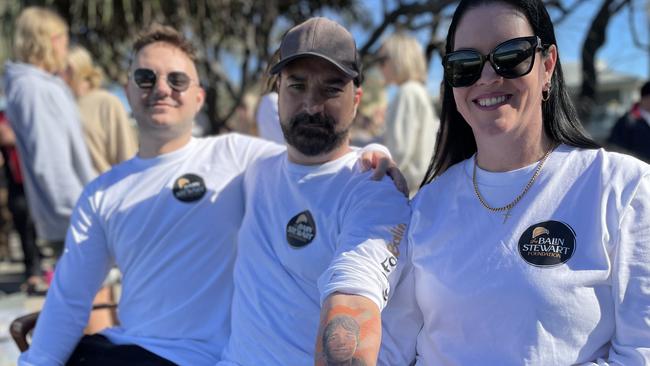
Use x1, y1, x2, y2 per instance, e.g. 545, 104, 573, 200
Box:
281, 112, 348, 156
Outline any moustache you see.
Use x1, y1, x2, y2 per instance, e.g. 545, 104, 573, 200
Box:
289, 112, 336, 130
145, 90, 179, 107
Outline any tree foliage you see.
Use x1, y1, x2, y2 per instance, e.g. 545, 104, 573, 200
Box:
2, 0, 369, 133
0, 0, 641, 132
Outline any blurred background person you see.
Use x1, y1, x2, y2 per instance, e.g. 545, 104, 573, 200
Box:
378, 32, 439, 195
255, 49, 284, 143
350, 70, 387, 147
0, 147, 10, 262
64, 45, 137, 173
3, 7, 95, 270
230, 92, 258, 135
607, 80, 650, 163
0, 110, 42, 294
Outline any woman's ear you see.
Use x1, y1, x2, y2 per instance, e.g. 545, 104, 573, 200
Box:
543, 44, 557, 82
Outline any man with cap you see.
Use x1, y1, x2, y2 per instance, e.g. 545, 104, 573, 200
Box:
18, 23, 401, 366
219, 17, 411, 365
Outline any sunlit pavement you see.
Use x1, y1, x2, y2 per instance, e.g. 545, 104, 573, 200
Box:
0, 236, 45, 366
0, 291, 44, 366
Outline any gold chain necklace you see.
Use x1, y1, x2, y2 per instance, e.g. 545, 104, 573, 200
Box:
472, 146, 554, 223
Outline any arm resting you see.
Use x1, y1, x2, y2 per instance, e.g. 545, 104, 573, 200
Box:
10, 303, 118, 352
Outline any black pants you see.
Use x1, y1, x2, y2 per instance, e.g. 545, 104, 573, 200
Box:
7, 188, 40, 278
67, 334, 177, 366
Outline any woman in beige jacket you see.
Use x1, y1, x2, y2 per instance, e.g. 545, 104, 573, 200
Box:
65, 45, 137, 173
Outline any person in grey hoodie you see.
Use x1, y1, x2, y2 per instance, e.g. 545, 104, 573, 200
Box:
3, 6, 95, 262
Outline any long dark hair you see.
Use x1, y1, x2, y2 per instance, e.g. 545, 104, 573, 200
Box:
421, 0, 598, 186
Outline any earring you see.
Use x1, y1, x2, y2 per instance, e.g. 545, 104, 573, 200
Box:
542, 82, 551, 102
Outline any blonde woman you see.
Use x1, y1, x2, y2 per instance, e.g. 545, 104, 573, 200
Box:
3, 7, 95, 261
379, 33, 440, 195
65, 46, 137, 173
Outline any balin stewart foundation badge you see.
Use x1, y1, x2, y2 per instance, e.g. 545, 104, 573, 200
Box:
173, 174, 207, 202
286, 210, 316, 248
518, 220, 576, 267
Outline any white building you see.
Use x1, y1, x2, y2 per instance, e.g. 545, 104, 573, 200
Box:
562, 61, 644, 141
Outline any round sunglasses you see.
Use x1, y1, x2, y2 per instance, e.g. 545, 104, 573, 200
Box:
443, 36, 548, 88
132, 68, 197, 92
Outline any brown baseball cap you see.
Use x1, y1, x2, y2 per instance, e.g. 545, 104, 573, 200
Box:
270, 17, 360, 80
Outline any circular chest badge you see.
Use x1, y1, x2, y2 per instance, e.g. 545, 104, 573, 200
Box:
286, 210, 316, 248
172, 173, 206, 202
518, 220, 576, 267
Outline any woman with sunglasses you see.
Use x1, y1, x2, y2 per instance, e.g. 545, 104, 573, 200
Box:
379, 0, 650, 364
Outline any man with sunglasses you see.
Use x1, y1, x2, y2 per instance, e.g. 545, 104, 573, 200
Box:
19, 23, 265, 366
219, 17, 410, 366
20, 23, 402, 366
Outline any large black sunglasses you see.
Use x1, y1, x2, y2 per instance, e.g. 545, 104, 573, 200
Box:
132, 68, 196, 92
443, 36, 547, 88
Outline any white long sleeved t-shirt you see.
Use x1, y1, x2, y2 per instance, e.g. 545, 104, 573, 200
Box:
19, 134, 283, 366
220, 150, 411, 365
380, 145, 650, 365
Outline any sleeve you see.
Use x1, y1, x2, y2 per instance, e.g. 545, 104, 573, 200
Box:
378, 198, 424, 366
378, 253, 421, 365
317, 174, 411, 310
229, 133, 285, 172
105, 94, 138, 166
384, 85, 421, 168
255, 93, 284, 144
19, 186, 113, 366
604, 172, 650, 365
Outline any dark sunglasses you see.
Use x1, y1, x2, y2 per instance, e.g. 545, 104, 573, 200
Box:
132, 68, 195, 92
443, 36, 547, 88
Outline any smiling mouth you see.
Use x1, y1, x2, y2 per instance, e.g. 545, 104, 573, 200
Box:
474, 95, 512, 108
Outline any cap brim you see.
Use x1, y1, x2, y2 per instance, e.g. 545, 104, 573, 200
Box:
270, 52, 358, 79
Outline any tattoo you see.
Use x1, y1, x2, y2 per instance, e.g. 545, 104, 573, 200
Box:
322, 316, 367, 366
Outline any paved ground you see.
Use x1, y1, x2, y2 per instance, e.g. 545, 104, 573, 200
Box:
0, 236, 121, 366
0, 262, 22, 294
0, 292, 43, 366
0, 235, 46, 366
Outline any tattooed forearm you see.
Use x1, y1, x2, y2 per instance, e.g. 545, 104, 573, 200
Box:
322, 316, 367, 366
315, 294, 381, 366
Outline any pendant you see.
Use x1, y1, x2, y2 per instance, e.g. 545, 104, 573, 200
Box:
502, 209, 511, 224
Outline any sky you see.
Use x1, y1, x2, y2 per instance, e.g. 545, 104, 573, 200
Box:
552, 0, 649, 78
345, 0, 650, 97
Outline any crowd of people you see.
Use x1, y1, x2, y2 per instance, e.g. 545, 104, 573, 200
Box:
1, 0, 648, 365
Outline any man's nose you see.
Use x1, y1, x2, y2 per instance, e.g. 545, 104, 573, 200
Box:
152, 75, 172, 96
304, 92, 326, 115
